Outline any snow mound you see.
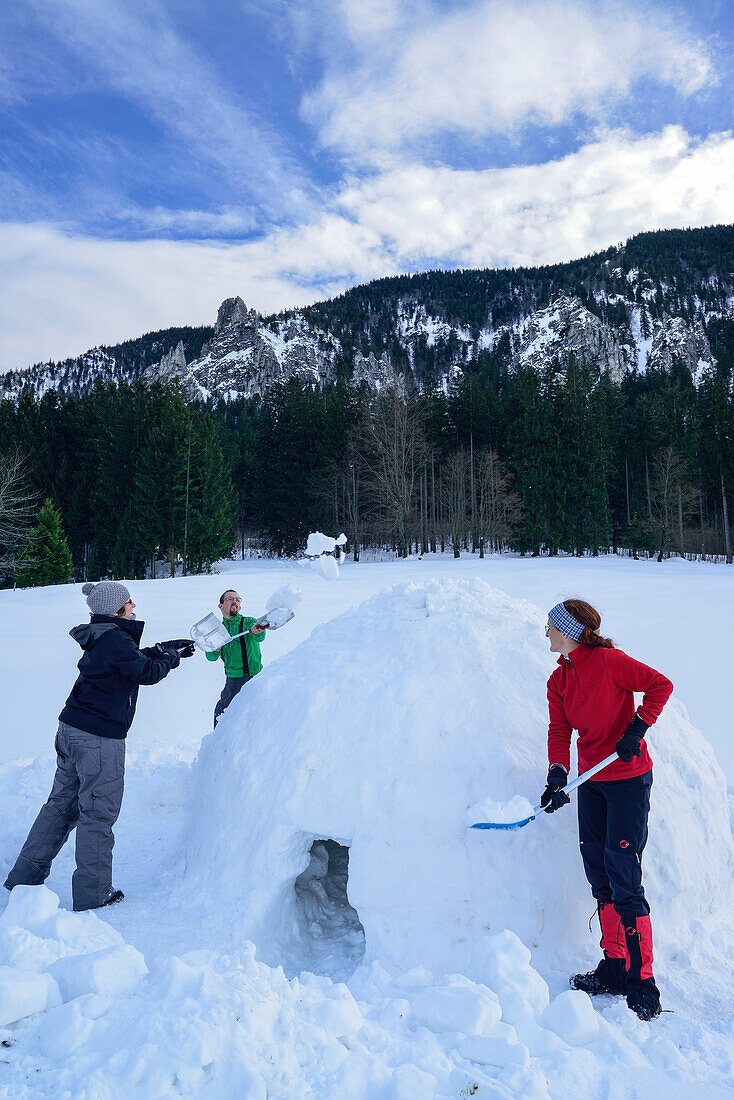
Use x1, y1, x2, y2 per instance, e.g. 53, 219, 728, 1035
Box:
180, 578, 734, 980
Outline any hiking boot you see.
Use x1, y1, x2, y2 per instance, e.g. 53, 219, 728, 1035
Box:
94, 889, 124, 909
626, 977, 662, 1021
571, 956, 627, 996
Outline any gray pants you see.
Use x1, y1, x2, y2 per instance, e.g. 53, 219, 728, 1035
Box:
4, 721, 125, 911
213, 675, 250, 726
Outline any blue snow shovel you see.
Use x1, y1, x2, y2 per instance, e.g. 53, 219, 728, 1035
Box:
470, 751, 619, 831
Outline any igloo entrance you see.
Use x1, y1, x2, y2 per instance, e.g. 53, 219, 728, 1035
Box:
294, 840, 365, 978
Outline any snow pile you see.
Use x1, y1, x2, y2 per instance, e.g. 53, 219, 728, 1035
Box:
0, 885, 146, 1033
180, 578, 734, 982
464, 795, 536, 827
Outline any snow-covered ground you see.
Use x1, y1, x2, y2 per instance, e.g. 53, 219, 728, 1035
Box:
0, 554, 733, 1098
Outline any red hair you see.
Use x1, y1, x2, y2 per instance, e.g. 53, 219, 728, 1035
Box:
563, 599, 614, 648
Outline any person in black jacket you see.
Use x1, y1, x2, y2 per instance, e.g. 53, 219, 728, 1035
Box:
4, 581, 193, 911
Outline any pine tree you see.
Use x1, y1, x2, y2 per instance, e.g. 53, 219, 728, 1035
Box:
18, 499, 73, 587
184, 413, 235, 572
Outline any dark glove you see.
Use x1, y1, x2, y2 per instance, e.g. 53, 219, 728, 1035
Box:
152, 642, 182, 667
540, 764, 570, 814
161, 638, 196, 658
616, 714, 648, 762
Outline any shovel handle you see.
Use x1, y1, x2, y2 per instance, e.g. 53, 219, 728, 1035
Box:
531, 750, 620, 816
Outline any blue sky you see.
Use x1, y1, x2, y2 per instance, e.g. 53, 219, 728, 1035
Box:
0, 0, 732, 369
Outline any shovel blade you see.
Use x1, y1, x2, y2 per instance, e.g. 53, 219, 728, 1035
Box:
470, 815, 536, 831
191, 613, 232, 652
257, 606, 295, 630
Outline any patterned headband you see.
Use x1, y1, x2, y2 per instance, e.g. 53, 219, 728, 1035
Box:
547, 603, 586, 641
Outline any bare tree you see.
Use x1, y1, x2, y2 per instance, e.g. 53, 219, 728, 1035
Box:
0, 450, 37, 580
650, 447, 697, 561
475, 450, 523, 556
440, 449, 468, 558
357, 385, 427, 557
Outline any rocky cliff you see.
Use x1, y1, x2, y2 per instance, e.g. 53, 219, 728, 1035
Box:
2, 225, 732, 402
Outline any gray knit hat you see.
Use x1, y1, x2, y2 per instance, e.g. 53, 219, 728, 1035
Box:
82, 581, 131, 616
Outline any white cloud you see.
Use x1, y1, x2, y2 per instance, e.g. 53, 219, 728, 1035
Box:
24, 0, 315, 218
303, 0, 714, 159
333, 127, 734, 268
1, 127, 733, 371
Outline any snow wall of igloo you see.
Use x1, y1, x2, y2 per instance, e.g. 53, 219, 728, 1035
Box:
178, 578, 734, 980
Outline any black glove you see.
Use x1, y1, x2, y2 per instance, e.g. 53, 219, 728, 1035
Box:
152, 642, 182, 667
540, 764, 571, 814
616, 714, 648, 762
160, 638, 196, 658
159, 642, 194, 655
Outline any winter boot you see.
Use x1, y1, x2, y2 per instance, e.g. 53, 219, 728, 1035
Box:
93, 889, 124, 910
623, 914, 661, 1021
571, 903, 628, 995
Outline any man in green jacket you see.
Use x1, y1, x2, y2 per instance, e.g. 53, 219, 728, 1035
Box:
207, 589, 265, 726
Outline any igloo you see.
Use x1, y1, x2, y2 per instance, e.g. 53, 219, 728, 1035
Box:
179, 579, 734, 982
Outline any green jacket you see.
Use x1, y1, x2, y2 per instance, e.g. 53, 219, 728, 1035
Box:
205, 614, 264, 678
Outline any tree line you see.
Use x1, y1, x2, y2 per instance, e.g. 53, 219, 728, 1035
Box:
1, 342, 732, 585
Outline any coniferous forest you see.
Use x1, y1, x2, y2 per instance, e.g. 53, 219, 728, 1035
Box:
2, 225, 734, 582
1, 336, 733, 582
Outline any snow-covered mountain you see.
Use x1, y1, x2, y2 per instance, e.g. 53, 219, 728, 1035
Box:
2, 225, 732, 402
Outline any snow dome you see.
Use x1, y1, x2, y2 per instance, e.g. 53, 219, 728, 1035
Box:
179, 579, 734, 982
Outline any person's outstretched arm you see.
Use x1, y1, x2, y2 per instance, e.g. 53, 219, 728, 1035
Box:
108, 633, 180, 685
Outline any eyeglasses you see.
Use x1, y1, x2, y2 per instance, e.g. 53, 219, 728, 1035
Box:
222, 596, 240, 602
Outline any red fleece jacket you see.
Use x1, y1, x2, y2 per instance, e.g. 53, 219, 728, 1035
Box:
547, 645, 673, 782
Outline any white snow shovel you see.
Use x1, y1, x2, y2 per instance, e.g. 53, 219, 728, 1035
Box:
190, 606, 295, 653
469, 751, 619, 831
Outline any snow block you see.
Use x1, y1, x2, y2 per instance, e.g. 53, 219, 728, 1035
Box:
0, 966, 59, 1027
36, 998, 95, 1059
0, 885, 60, 930
306, 986, 363, 1038
540, 989, 599, 1046
411, 978, 502, 1035
0, 891, 125, 973
472, 930, 550, 1023
391, 1062, 438, 1099
48, 944, 148, 1002
458, 1023, 530, 1068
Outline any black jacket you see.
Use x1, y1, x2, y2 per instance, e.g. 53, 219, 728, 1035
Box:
59, 614, 179, 739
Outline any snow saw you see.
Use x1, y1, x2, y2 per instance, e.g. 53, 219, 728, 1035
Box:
190, 606, 295, 653
469, 751, 619, 831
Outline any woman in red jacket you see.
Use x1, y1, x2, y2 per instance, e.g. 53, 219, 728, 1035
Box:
540, 598, 673, 1022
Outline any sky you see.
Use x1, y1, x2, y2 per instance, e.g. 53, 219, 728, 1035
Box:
0, 0, 732, 370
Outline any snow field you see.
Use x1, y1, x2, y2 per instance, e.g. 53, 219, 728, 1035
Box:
4, 884, 730, 1099
0, 559, 733, 1097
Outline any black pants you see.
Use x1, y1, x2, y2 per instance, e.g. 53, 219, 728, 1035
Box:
213, 675, 250, 726
577, 771, 652, 919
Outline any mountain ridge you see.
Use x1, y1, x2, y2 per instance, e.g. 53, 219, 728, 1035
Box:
2, 224, 732, 403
